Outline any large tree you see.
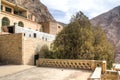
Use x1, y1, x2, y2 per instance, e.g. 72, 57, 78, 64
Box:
45, 11, 114, 68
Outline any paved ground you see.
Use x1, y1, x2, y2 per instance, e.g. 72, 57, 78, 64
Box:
0, 65, 34, 77
0, 65, 92, 80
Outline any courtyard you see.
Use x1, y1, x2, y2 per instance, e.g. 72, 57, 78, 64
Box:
0, 65, 92, 80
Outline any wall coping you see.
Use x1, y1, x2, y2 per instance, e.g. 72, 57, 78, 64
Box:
89, 67, 102, 79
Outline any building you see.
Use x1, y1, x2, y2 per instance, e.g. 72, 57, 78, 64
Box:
0, 0, 63, 65
0, 0, 43, 32
40, 21, 63, 35
0, 0, 63, 35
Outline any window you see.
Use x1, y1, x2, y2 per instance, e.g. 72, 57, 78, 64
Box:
18, 21, 24, 27
34, 33, 36, 38
2, 17, 10, 26
5, 7, 12, 13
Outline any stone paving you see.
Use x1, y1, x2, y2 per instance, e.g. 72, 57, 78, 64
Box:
0, 66, 92, 80
0, 65, 34, 77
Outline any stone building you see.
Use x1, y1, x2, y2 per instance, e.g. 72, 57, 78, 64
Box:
0, 0, 63, 34
0, 0, 63, 65
40, 21, 63, 35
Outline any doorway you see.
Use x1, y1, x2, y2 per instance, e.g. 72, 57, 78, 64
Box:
34, 54, 39, 65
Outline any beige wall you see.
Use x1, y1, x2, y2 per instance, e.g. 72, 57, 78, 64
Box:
0, 33, 23, 64
0, 12, 42, 31
40, 21, 64, 35
57, 23, 63, 34
0, 33, 52, 65
23, 38, 52, 65
40, 22, 50, 33
49, 22, 58, 35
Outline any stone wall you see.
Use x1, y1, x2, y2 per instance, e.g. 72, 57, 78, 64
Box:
49, 22, 58, 35
102, 70, 119, 80
23, 38, 52, 65
0, 33, 52, 65
40, 21, 64, 35
0, 33, 23, 64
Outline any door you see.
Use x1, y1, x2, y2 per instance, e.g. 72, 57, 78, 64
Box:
34, 54, 39, 65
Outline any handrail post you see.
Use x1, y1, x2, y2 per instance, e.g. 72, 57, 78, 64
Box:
102, 61, 106, 74
91, 60, 95, 71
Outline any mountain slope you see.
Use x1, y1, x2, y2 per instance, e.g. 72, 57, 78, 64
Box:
7, 0, 55, 22
91, 6, 120, 62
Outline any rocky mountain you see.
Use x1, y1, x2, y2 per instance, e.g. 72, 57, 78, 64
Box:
91, 6, 120, 63
7, 0, 55, 22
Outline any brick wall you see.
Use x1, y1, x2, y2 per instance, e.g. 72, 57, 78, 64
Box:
0, 33, 23, 64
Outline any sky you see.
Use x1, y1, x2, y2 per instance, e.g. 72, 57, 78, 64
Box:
41, 0, 120, 24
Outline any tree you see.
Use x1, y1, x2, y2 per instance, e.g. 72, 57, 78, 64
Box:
93, 27, 114, 68
46, 11, 114, 68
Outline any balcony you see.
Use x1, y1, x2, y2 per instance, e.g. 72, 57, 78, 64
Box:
1, 0, 27, 18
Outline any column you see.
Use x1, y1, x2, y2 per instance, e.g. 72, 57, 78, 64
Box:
102, 61, 106, 74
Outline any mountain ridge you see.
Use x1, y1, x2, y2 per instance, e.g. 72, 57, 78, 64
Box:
91, 6, 120, 62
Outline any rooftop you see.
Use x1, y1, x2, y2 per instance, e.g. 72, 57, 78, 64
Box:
0, 65, 92, 80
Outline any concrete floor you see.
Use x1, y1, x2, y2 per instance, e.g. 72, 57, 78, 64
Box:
0, 65, 92, 80
0, 65, 34, 77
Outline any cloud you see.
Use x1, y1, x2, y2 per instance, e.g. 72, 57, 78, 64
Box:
41, 0, 120, 23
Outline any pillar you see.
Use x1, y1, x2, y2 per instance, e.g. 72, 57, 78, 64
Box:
102, 61, 106, 74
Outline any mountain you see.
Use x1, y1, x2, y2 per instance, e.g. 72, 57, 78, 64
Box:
7, 0, 55, 22
91, 6, 120, 63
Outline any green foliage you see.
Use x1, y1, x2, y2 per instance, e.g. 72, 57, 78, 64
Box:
46, 11, 114, 69
93, 27, 114, 68
38, 45, 49, 58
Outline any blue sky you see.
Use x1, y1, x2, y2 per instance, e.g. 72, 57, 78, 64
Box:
41, 0, 120, 23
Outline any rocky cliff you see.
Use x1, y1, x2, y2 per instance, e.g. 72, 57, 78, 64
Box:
91, 6, 120, 63
7, 0, 55, 22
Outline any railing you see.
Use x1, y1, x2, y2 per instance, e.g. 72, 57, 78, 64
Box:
36, 59, 106, 73
14, 13, 27, 18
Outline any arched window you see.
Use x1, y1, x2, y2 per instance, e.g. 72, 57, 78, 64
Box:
18, 21, 24, 27
2, 17, 10, 26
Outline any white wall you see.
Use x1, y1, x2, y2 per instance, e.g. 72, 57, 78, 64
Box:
15, 25, 55, 41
